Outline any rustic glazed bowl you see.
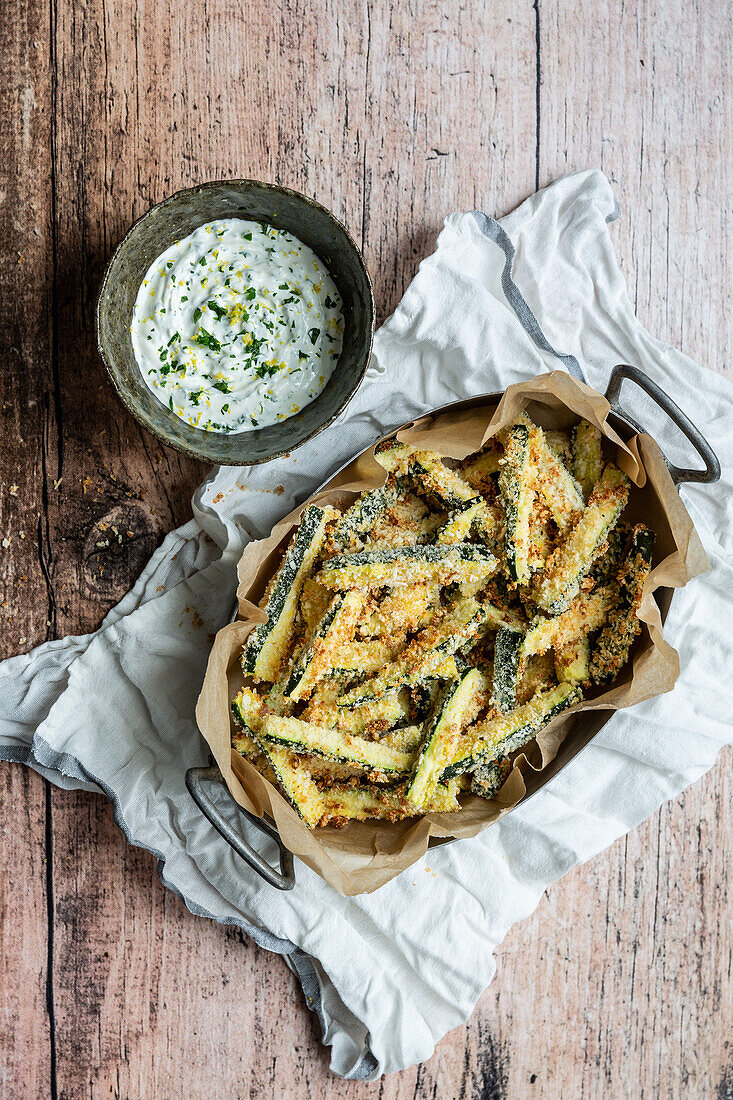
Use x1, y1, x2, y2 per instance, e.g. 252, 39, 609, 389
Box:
96, 180, 374, 465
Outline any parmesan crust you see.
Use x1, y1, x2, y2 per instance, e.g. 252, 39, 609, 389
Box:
231, 414, 652, 828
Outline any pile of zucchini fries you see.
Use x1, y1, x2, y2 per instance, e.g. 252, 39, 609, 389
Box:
231, 412, 655, 830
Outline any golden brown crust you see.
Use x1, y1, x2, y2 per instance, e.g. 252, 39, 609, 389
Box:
233, 417, 651, 827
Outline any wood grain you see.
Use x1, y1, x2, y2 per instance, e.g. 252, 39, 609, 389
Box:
0, 3, 55, 1098
0, 0, 730, 1097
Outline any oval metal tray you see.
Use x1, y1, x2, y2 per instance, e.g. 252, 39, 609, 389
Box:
186, 364, 720, 889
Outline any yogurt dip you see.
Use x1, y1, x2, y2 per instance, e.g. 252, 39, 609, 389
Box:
130, 218, 345, 434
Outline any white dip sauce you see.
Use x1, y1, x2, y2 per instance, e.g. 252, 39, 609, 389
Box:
130, 218, 345, 434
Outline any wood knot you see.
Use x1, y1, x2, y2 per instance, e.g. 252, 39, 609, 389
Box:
82, 500, 160, 600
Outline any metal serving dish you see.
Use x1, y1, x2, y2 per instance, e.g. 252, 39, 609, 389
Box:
186, 364, 720, 889
97, 179, 374, 466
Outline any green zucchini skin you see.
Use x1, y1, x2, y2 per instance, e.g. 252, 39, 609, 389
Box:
589, 522, 631, 585
242, 504, 330, 682
470, 756, 512, 799
327, 486, 398, 554
406, 668, 487, 808
283, 590, 362, 701
499, 424, 535, 585
317, 542, 497, 591
260, 713, 415, 774
492, 626, 524, 712
408, 453, 477, 510
590, 524, 655, 684
443, 682, 581, 779
433, 499, 484, 545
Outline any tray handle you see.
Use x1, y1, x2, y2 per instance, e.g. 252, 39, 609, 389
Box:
604, 364, 720, 485
185, 764, 295, 890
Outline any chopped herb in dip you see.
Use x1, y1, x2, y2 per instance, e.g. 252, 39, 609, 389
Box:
130, 219, 344, 433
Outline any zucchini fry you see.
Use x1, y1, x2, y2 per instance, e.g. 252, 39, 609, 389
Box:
434, 499, 486, 545
260, 714, 415, 775
303, 692, 409, 737
572, 420, 604, 500
459, 441, 502, 491
535, 464, 630, 614
329, 640, 399, 677
242, 505, 335, 681
258, 745, 327, 828
325, 485, 398, 555
317, 778, 461, 827
338, 597, 487, 708
590, 524, 655, 684
406, 669, 489, 808
555, 636, 591, 684
471, 756, 512, 800
590, 522, 631, 585
317, 543, 497, 592
530, 426, 585, 535
359, 583, 439, 638
366, 493, 441, 549
376, 442, 479, 511
443, 682, 582, 780
545, 430, 573, 469
380, 723, 427, 754
516, 652, 557, 705
284, 590, 364, 701
299, 578, 332, 633
493, 585, 612, 710
499, 424, 535, 584
373, 438, 419, 476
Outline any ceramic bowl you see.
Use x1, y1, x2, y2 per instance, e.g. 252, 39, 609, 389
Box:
96, 180, 374, 465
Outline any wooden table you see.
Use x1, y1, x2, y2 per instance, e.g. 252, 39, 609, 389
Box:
1, 2, 730, 1097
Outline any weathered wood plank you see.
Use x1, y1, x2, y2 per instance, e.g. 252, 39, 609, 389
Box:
538, 0, 731, 379
0, 767, 52, 1100
0, 0, 55, 1097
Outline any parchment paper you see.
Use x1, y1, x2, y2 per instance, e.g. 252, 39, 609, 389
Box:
195, 371, 709, 895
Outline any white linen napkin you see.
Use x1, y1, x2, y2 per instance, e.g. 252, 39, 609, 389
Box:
2, 170, 731, 1079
